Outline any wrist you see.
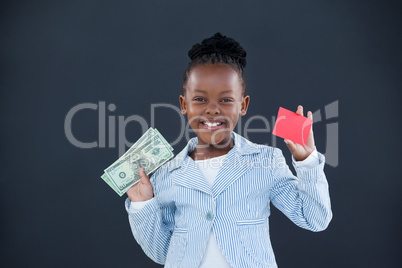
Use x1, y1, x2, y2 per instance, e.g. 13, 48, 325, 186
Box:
293, 147, 316, 162
128, 193, 154, 202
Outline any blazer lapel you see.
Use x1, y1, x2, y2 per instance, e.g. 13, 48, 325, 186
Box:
212, 149, 252, 199
212, 131, 261, 198
172, 157, 213, 196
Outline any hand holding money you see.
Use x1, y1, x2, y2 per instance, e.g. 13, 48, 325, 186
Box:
126, 167, 154, 202
101, 128, 174, 196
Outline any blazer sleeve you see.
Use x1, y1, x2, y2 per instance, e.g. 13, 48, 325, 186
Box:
269, 148, 332, 232
124, 168, 175, 265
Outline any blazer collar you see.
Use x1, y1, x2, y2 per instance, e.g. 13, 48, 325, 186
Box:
166, 131, 260, 173
167, 131, 261, 198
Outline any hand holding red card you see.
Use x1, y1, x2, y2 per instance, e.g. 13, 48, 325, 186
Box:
272, 105, 316, 161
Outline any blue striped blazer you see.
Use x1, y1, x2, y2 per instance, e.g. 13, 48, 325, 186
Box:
125, 131, 332, 268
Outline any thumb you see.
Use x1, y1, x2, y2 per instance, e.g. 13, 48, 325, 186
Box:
139, 167, 151, 184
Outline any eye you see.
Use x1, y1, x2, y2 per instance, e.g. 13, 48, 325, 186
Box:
193, 97, 206, 102
221, 98, 233, 102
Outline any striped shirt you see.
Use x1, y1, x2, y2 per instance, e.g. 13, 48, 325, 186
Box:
125, 131, 332, 268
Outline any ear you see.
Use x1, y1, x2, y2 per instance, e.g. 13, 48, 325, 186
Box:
239, 95, 250, 116
179, 94, 187, 114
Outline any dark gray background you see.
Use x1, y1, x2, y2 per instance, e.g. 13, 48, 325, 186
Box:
1, 0, 401, 267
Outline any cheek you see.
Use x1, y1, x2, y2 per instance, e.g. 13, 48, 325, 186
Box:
186, 105, 198, 113
187, 112, 202, 125
225, 103, 241, 113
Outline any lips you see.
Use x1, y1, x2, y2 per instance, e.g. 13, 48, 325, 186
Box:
202, 121, 223, 126
200, 119, 225, 130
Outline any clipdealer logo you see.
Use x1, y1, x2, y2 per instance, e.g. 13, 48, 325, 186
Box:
64, 100, 339, 167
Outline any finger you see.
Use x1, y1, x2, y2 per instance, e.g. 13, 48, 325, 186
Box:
296, 105, 303, 116
306, 113, 316, 148
307, 111, 314, 133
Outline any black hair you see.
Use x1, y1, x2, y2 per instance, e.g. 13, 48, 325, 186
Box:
181, 32, 248, 96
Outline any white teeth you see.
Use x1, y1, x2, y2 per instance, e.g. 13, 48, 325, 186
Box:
203, 122, 222, 127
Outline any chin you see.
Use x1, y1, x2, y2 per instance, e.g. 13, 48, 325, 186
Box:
198, 131, 232, 147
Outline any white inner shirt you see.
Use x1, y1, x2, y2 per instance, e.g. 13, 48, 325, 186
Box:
194, 154, 231, 268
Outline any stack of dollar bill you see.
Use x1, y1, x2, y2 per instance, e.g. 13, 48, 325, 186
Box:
101, 128, 174, 196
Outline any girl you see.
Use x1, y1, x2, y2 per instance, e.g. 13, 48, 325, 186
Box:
125, 32, 332, 268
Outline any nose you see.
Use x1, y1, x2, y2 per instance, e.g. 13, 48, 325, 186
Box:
206, 102, 220, 115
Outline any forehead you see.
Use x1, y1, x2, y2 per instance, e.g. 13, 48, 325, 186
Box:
186, 63, 242, 94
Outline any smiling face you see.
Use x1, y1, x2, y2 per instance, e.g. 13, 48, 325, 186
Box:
179, 63, 250, 150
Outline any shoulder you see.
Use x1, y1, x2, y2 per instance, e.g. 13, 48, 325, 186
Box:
245, 139, 281, 157
234, 132, 280, 157
241, 140, 288, 171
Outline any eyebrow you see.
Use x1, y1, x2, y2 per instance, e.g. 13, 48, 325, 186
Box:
194, 89, 234, 94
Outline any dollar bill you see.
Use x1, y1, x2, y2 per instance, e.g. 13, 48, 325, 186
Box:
154, 128, 174, 152
102, 127, 156, 191
119, 128, 172, 161
101, 128, 174, 196
101, 173, 125, 196
121, 127, 155, 158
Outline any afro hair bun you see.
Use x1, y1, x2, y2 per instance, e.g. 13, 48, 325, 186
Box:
188, 32, 247, 69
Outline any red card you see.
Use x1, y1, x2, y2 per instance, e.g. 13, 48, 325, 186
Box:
272, 107, 312, 146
